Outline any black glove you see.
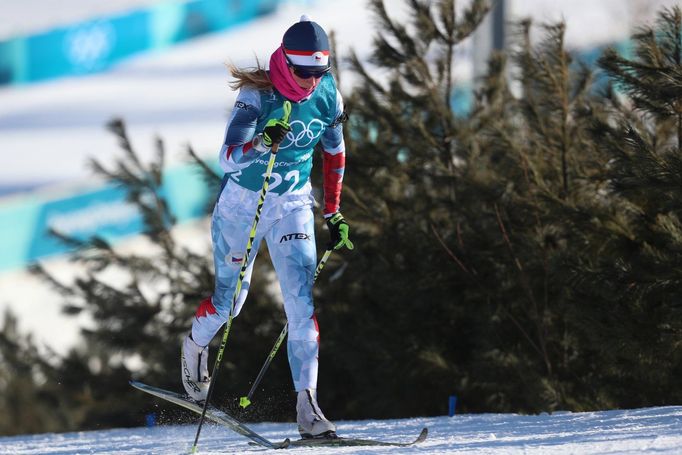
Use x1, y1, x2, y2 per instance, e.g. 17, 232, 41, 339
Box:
262, 118, 291, 147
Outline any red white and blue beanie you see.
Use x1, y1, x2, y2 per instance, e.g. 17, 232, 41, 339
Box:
282, 15, 330, 71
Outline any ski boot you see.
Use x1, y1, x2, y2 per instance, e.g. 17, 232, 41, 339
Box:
296, 389, 338, 439
181, 334, 210, 402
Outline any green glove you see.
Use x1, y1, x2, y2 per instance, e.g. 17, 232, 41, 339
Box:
326, 212, 354, 250
262, 118, 291, 147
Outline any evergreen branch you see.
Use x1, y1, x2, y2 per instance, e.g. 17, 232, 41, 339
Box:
436, 0, 455, 40
30, 264, 83, 299
342, 184, 376, 217
407, 0, 438, 45
186, 145, 222, 213
429, 220, 541, 352
106, 118, 143, 170
454, 0, 491, 44
329, 30, 342, 90
438, 0, 456, 109
430, 223, 474, 277
372, 35, 409, 67
347, 50, 386, 95
494, 203, 552, 375
151, 136, 165, 187
186, 145, 221, 183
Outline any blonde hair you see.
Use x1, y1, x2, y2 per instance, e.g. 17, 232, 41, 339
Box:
228, 57, 273, 91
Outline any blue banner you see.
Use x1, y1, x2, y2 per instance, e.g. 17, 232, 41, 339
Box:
0, 0, 280, 84
0, 163, 217, 272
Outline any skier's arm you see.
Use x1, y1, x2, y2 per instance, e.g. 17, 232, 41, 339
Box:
219, 88, 269, 172
319, 89, 347, 218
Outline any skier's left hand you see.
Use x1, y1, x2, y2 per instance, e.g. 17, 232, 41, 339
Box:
326, 212, 354, 250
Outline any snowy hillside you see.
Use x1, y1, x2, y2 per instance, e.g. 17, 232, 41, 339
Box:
0, 0, 161, 40
1, 405, 681, 454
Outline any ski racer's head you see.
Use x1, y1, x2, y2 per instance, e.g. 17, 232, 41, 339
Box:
281, 15, 331, 90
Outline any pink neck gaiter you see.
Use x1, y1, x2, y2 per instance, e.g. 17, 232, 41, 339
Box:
269, 46, 314, 102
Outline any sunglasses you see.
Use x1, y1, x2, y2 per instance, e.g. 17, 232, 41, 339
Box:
293, 66, 330, 79
284, 53, 330, 79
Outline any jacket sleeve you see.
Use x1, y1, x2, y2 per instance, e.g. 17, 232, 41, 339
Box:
319, 89, 347, 217
218, 87, 267, 172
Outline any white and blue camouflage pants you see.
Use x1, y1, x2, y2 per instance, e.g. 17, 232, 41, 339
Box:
190, 181, 320, 392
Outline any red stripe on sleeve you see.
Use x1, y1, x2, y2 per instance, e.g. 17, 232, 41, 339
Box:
225, 145, 236, 160
225, 141, 253, 161
322, 151, 345, 216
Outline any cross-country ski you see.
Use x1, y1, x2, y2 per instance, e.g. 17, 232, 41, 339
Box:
131, 380, 428, 449
130, 381, 290, 449
284, 427, 428, 448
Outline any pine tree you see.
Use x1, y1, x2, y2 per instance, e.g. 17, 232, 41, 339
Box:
463, 18, 614, 411
0, 310, 77, 435
317, 0, 681, 416
566, 6, 682, 407
315, 0, 505, 417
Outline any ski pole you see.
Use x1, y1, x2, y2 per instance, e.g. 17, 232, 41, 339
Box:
239, 248, 332, 409
191, 101, 292, 454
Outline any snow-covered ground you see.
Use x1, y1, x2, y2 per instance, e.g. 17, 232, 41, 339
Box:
1, 406, 681, 454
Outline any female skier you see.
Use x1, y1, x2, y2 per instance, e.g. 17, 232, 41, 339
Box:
180, 16, 352, 439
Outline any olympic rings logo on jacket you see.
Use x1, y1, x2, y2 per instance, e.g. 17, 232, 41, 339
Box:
278, 119, 325, 150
